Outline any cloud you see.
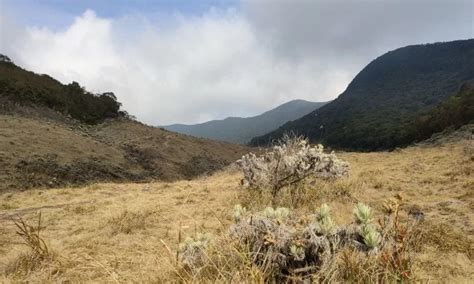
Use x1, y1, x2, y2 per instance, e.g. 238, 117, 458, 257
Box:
1, 1, 472, 125
4, 8, 351, 125
243, 0, 473, 60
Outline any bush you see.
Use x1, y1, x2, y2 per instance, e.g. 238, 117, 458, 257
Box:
178, 233, 212, 270
179, 201, 420, 282
237, 135, 349, 204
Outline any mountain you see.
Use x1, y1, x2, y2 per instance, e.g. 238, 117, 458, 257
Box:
163, 100, 328, 144
0, 57, 249, 191
410, 81, 474, 142
250, 39, 474, 150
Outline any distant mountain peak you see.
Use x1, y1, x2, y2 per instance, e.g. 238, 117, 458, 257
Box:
163, 100, 329, 144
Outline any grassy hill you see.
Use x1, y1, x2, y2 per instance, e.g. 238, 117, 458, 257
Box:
250, 39, 474, 150
0, 59, 249, 191
163, 100, 328, 144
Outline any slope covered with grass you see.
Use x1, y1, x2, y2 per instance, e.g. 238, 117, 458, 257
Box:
0, 59, 249, 191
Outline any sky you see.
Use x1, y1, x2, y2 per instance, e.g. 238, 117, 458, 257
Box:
0, 0, 473, 125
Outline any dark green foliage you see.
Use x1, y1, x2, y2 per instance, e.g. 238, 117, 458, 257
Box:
409, 82, 474, 142
0, 58, 123, 124
250, 39, 474, 150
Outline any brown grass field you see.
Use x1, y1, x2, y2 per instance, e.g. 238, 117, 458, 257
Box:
0, 139, 473, 282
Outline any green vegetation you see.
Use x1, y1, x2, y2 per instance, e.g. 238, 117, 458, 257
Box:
0, 58, 125, 124
409, 82, 474, 142
250, 39, 474, 150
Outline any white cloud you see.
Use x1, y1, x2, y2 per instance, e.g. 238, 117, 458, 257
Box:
2, 8, 351, 125
1, 1, 472, 125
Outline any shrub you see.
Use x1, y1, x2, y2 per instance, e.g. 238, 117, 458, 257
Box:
178, 233, 212, 270
237, 135, 349, 203
179, 202, 420, 282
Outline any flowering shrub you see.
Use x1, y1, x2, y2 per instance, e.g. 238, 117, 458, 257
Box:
237, 135, 349, 201
228, 204, 375, 280
180, 202, 419, 281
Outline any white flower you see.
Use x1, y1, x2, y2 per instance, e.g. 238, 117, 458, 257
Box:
237, 135, 349, 198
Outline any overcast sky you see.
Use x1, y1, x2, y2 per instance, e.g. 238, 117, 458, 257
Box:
0, 0, 472, 125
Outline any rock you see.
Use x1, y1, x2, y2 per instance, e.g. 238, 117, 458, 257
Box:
408, 206, 425, 221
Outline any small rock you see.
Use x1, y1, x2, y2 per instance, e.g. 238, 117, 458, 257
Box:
408, 206, 425, 221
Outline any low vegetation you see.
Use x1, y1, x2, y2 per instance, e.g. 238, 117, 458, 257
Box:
0, 135, 472, 282
175, 137, 425, 281
6, 213, 60, 278
238, 135, 348, 204
178, 200, 422, 282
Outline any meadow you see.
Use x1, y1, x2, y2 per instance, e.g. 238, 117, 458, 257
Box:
1, 138, 472, 282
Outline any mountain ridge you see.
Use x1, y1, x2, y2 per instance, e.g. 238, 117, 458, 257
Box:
250, 39, 474, 150
163, 99, 328, 144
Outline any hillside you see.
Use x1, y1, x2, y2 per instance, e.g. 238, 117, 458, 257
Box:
251, 39, 474, 150
0, 59, 249, 191
163, 100, 327, 144
0, 55, 124, 124
410, 82, 474, 142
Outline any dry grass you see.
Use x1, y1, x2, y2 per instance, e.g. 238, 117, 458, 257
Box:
0, 140, 473, 282
0, 114, 249, 190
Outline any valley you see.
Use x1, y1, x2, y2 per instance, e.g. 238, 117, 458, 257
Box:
0, 13, 472, 281
1, 135, 472, 281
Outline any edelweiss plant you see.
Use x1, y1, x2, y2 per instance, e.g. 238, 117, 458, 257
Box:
180, 202, 418, 281
178, 233, 212, 269
314, 203, 337, 235
362, 225, 381, 249
237, 135, 349, 202
233, 204, 247, 222
354, 202, 373, 225
263, 207, 290, 220
289, 244, 305, 261
354, 203, 380, 249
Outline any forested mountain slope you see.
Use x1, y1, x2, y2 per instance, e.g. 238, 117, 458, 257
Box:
250, 39, 474, 150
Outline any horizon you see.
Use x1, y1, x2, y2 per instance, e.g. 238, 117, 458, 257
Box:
1, 0, 472, 125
